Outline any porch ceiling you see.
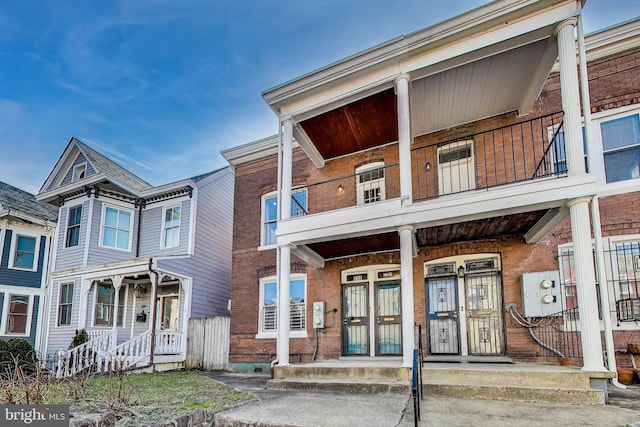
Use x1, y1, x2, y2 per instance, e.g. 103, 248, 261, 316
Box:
294, 38, 556, 162
301, 210, 549, 260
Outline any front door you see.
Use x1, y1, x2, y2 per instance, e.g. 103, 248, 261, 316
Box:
465, 272, 504, 355
426, 275, 459, 354
342, 283, 369, 355
159, 295, 179, 331
375, 282, 402, 355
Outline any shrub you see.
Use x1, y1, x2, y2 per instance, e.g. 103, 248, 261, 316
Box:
69, 329, 89, 349
0, 338, 38, 376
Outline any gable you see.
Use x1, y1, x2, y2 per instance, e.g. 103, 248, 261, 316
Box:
59, 152, 97, 187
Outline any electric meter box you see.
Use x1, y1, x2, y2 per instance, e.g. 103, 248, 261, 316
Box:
313, 301, 325, 329
521, 271, 562, 317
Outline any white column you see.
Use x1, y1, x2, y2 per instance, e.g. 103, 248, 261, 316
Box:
277, 245, 291, 366
112, 275, 124, 348
398, 225, 415, 367
281, 119, 293, 220
555, 18, 586, 177
568, 198, 605, 371
556, 19, 605, 372
395, 74, 413, 205
77, 279, 92, 330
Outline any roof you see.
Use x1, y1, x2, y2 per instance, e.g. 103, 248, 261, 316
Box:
0, 181, 58, 224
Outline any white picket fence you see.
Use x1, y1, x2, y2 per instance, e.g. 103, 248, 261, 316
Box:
185, 317, 230, 371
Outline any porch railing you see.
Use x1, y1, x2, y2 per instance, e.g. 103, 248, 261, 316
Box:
55, 330, 115, 378
155, 330, 183, 354
412, 111, 565, 202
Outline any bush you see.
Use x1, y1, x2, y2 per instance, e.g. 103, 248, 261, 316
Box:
69, 329, 89, 349
0, 338, 38, 377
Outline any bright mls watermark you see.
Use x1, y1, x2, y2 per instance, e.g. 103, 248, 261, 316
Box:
1, 405, 69, 426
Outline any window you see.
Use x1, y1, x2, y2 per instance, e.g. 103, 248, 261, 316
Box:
260, 190, 307, 247
601, 114, 640, 183
94, 283, 126, 327
552, 128, 588, 174
72, 163, 86, 182
163, 205, 181, 248
614, 242, 640, 299
259, 275, 306, 336
437, 142, 475, 195
356, 162, 386, 204
58, 283, 74, 326
101, 206, 132, 250
11, 235, 38, 270
65, 205, 82, 247
4, 294, 30, 335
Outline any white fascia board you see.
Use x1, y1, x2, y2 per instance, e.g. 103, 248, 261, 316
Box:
51, 257, 152, 279
270, 1, 578, 119
276, 176, 596, 246
222, 135, 279, 168
36, 173, 106, 203
140, 179, 195, 198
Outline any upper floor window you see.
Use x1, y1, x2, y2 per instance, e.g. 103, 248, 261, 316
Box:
101, 206, 132, 250
601, 114, 640, 183
163, 205, 181, 248
356, 162, 386, 204
3, 294, 31, 335
72, 163, 86, 182
94, 282, 126, 327
437, 142, 475, 195
258, 275, 306, 337
260, 189, 307, 247
65, 205, 82, 248
10, 234, 38, 271
57, 282, 74, 326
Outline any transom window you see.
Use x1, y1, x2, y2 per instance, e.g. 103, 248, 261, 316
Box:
11, 235, 38, 270
259, 275, 306, 336
163, 205, 181, 248
58, 283, 74, 326
94, 282, 126, 327
65, 205, 82, 248
261, 190, 307, 247
4, 294, 31, 335
601, 114, 640, 183
356, 162, 386, 205
101, 206, 132, 250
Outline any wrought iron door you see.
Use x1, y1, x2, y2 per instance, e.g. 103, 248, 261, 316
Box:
465, 272, 504, 355
426, 276, 459, 354
375, 282, 402, 355
342, 283, 369, 355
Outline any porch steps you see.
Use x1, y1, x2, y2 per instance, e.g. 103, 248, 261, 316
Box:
422, 362, 614, 405
269, 360, 410, 395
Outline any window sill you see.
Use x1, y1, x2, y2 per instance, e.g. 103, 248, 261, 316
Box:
255, 331, 308, 340
257, 244, 277, 252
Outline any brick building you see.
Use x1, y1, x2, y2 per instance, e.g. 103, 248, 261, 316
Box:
223, 0, 640, 381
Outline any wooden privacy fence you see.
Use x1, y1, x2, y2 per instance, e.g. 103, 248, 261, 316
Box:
185, 316, 230, 370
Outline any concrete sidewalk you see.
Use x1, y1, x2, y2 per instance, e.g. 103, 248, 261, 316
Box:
205, 372, 640, 427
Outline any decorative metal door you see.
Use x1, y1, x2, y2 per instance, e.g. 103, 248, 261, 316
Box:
342, 283, 369, 355
375, 282, 402, 355
426, 276, 459, 354
465, 272, 504, 355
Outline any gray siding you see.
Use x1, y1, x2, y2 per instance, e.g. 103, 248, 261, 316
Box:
138, 200, 191, 256
157, 168, 234, 318
86, 200, 139, 265
45, 278, 81, 356
54, 199, 89, 271
60, 152, 96, 187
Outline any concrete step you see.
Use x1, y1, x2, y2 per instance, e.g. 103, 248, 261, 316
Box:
423, 382, 605, 405
267, 378, 411, 394
273, 364, 410, 382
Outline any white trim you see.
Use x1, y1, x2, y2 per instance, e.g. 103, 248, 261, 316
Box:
0, 222, 6, 270
188, 189, 197, 256
83, 199, 93, 267
356, 161, 386, 205
64, 204, 83, 249
72, 162, 87, 182
260, 191, 278, 248
7, 229, 41, 272
91, 281, 128, 328
1, 293, 34, 337
161, 203, 182, 249
55, 281, 75, 328
98, 203, 134, 252
256, 273, 307, 339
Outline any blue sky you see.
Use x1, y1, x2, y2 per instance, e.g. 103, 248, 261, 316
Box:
1, 0, 638, 194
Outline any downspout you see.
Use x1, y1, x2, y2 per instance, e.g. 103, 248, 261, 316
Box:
148, 257, 159, 370
270, 121, 284, 373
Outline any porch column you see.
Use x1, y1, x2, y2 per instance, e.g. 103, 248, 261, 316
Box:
398, 225, 415, 367
281, 119, 293, 220
277, 245, 291, 366
112, 275, 124, 347
556, 19, 605, 372
77, 279, 92, 330
395, 74, 413, 205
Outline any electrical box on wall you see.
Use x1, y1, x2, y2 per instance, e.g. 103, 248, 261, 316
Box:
313, 301, 325, 329
521, 271, 562, 317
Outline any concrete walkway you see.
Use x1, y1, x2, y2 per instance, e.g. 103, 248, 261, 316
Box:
205, 372, 640, 427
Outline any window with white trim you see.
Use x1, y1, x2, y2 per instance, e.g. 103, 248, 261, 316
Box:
58, 282, 74, 326
101, 206, 132, 250
258, 275, 306, 336
601, 114, 640, 183
65, 205, 82, 248
356, 162, 386, 204
3, 294, 31, 335
72, 163, 86, 182
10, 234, 38, 271
162, 205, 181, 248
94, 283, 126, 327
260, 189, 307, 247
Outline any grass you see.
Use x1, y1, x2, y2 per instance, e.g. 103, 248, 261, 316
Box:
49, 370, 254, 426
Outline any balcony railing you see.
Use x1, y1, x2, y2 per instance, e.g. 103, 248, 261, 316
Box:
292, 112, 565, 215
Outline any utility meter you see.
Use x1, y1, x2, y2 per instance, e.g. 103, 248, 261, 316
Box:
313, 301, 325, 329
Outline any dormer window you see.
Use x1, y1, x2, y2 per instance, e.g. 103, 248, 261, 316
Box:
72, 163, 86, 182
